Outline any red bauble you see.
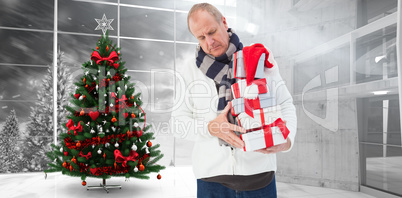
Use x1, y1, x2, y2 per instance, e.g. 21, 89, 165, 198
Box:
62, 161, 67, 168
111, 116, 117, 123
82, 181, 87, 186
157, 174, 162, 180
138, 164, 145, 172
106, 45, 109, 52
96, 46, 99, 50
136, 130, 143, 138
69, 165, 73, 171
147, 141, 152, 147
64, 151, 68, 156
131, 113, 136, 118
76, 142, 81, 148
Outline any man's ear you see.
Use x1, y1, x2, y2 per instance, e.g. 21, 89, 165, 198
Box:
221, 16, 228, 30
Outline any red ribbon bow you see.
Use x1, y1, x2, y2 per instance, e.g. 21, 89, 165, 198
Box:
253, 118, 289, 148
114, 149, 139, 167
111, 92, 128, 102
79, 151, 92, 160
91, 51, 119, 65
66, 119, 83, 135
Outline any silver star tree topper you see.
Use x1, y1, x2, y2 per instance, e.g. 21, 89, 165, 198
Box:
95, 14, 114, 35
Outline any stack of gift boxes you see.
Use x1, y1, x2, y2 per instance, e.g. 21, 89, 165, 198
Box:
231, 46, 290, 151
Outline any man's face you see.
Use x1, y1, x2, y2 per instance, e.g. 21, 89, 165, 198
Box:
189, 10, 229, 57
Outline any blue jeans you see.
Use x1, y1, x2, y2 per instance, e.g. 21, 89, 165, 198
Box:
197, 175, 277, 198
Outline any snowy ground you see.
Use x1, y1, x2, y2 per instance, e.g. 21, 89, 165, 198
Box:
0, 166, 376, 198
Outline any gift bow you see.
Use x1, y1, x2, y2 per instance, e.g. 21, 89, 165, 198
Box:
261, 118, 289, 148
79, 151, 92, 160
114, 149, 139, 167
91, 51, 119, 65
66, 119, 83, 135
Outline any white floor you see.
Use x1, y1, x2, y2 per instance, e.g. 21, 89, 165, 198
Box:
1, 167, 376, 198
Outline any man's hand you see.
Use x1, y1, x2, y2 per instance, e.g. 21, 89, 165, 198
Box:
255, 138, 291, 154
208, 102, 246, 148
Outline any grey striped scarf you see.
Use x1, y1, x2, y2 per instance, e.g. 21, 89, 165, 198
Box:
195, 28, 243, 114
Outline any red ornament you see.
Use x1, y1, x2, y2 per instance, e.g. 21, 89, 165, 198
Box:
74, 94, 80, 99
147, 141, 152, 147
106, 45, 109, 52
82, 95, 86, 98
71, 156, 77, 164
138, 163, 145, 172
111, 116, 117, 123
131, 95, 134, 99
76, 142, 81, 148
136, 130, 143, 138
79, 109, 85, 116
103, 153, 106, 160
96, 46, 99, 50
64, 151, 68, 156
157, 174, 162, 180
62, 161, 67, 168
82, 181, 87, 186
83, 77, 86, 84
89, 111, 100, 121
69, 165, 73, 171
131, 113, 135, 118
85, 84, 88, 88
123, 113, 128, 118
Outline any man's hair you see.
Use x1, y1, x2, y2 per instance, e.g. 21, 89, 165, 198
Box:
187, 3, 223, 33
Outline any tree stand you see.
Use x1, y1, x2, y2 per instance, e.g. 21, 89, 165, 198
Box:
87, 178, 121, 193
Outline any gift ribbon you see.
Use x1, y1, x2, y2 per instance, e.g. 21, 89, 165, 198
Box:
79, 151, 92, 160
114, 149, 139, 167
243, 118, 289, 150
66, 119, 83, 135
263, 118, 289, 147
244, 96, 266, 118
232, 78, 268, 99
91, 51, 119, 65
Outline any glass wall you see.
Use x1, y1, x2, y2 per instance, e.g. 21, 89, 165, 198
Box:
0, 0, 238, 172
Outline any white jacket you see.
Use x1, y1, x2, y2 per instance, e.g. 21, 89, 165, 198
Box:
170, 50, 297, 179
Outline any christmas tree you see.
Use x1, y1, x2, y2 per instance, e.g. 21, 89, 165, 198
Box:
45, 32, 165, 191
23, 49, 74, 172
0, 109, 22, 173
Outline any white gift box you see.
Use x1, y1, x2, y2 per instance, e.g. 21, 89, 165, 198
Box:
240, 125, 287, 151
231, 93, 276, 116
237, 105, 282, 130
231, 78, 268, 99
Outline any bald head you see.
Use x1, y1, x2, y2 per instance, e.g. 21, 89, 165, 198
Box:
187, 3, 223, 34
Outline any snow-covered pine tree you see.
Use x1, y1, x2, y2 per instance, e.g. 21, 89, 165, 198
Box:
22, 50, 74, 172
0, 109, 22, 173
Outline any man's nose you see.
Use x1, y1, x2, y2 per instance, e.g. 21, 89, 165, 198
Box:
206, 36, 214, 46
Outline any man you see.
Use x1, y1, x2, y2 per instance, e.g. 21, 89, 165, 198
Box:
171, 3, 297, 197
